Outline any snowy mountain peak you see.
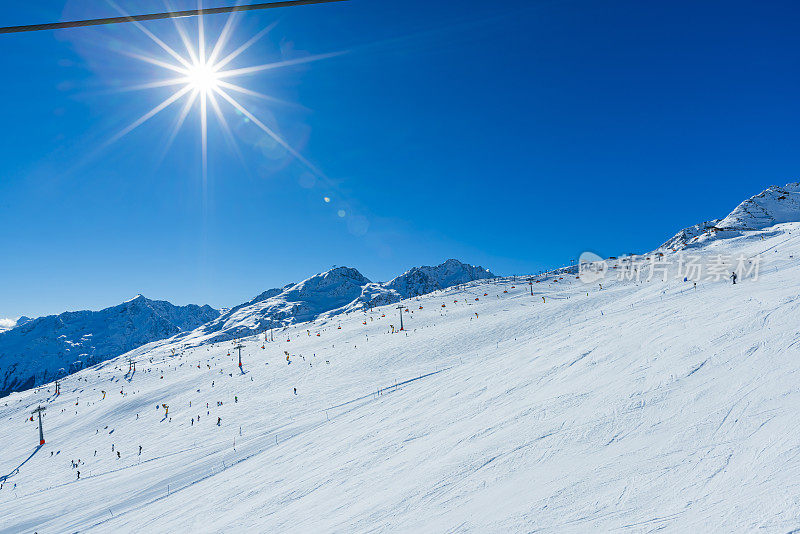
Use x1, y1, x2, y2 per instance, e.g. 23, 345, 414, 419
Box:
147, 260, 495, 349
296, 266, 372, 292
0, 299, 220, 398
660, 182, 800, 250
385, 259, 495, 298
716, 182, 800, 230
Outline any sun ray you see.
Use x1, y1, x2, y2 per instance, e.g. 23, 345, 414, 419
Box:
207, 91, 233, 145
162, 89, 199, 157
110, 77, 191, 94
215, 79, 299, 107
215, 51, 344, 79
200, 88, 209, 200
109, 85, 193, 144
207, 3, 242, 67
212, 22, 278, 72
214, 86, 323, 177
165, 0, 199, 66
108, 0, 193, 71
119, 50, 188, 75
207, 91, 246, 165
198, 0, 206, 66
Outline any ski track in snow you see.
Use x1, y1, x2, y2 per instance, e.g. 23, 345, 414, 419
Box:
1, 224, 800, 532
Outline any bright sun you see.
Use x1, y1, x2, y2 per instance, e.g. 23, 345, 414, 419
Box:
186, 61, 219, 93
108, 4, 341, 195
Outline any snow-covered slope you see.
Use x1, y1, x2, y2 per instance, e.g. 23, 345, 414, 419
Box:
661, 182, 800, 250
2, 219, 800, 532
717, 182, 800, 230
3, 183, 800, 532
0, 297, 219, 398
159, 259, 494, 348
659, 219, 721, 251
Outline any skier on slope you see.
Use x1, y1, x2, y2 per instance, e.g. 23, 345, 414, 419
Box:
731, 271, 737, 285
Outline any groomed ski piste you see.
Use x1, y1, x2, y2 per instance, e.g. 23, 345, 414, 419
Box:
2, 224, 800, 531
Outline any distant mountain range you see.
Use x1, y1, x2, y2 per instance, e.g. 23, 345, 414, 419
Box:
4, 180, 800, 399
0, 297, 220, 397
153, 259, 496, 347
0, 259, 494, 397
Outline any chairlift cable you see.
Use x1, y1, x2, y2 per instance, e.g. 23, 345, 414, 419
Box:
0, 0, 348, 34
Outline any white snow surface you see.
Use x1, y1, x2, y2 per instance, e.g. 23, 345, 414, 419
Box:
2, 222, 800, 532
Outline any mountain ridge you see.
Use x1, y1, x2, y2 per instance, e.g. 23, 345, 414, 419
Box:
145, 259, 496, 349
0, 296, 219, 397
660, 182, 800, 251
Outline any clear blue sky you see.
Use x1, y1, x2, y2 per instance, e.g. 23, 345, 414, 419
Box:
1, 0, 798, 319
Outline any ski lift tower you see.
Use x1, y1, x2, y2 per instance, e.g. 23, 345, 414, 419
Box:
234, 342, 245, 368
266, 324, 274, 342
396, 305, 406, 331
31, 405, 46, 446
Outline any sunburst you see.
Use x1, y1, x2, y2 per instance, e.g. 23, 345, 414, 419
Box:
108, 1, 340, 185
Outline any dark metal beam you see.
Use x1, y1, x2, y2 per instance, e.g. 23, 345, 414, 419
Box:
0, 0, 348, 35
